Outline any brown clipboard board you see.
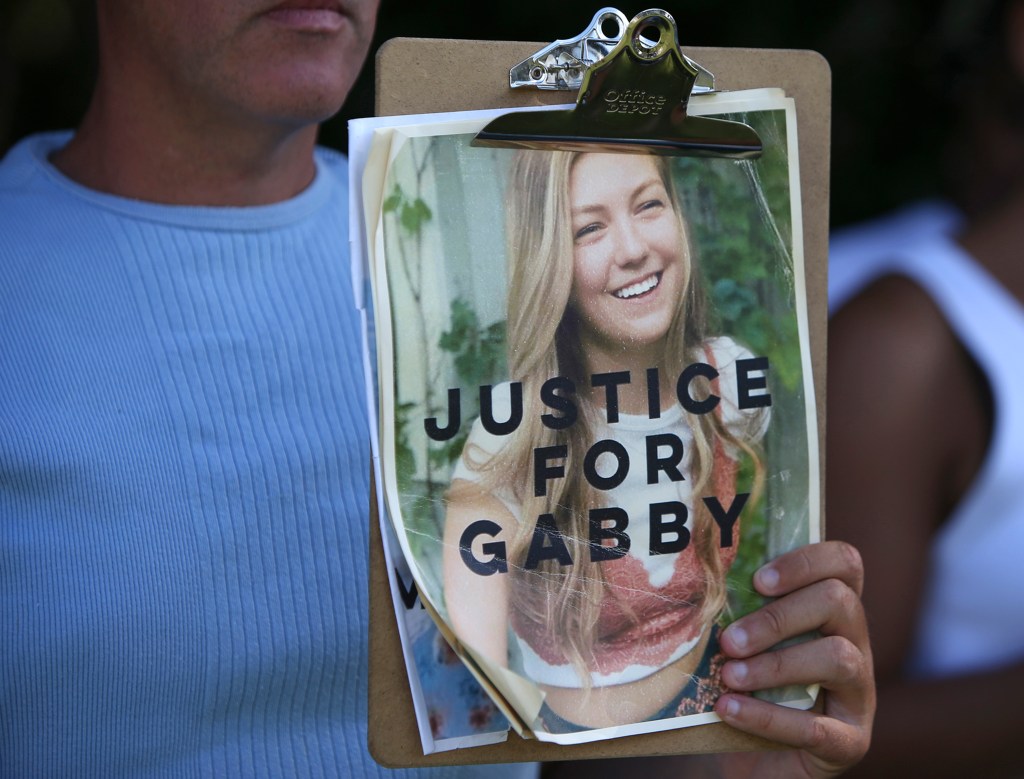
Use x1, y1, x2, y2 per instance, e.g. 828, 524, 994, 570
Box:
367, 36, 830, 768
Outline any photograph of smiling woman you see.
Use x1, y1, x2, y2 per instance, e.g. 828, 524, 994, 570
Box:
371, 98, 817, 740
441, 148, 779, 733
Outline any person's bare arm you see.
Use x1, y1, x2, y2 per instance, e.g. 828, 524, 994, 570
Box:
827, 275, 1024, 778
442, 481, 513, 667
828, 276, 974, 680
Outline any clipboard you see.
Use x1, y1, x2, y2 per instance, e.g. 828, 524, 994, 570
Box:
366, 20, 830, 768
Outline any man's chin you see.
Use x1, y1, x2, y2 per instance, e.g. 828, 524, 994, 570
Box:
249, 72, 359, 128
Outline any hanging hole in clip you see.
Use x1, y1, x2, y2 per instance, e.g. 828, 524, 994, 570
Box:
632, 19, 667, 60
530, 66, 544, 81
599, 13, 623, 39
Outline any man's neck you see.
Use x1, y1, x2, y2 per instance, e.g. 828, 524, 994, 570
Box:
51, 80, 321, 207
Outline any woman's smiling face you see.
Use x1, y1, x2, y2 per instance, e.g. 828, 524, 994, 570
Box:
567, 153, 688, 366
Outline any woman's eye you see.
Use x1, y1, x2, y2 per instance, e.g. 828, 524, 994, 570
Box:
638, 199, 665, 213
574, 223, 602, 241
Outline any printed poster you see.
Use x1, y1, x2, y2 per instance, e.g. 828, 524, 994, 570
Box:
351, 89, 819, 746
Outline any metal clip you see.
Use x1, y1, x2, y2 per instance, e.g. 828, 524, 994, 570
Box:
510, 6, 716, 93
475, 9, 760, 159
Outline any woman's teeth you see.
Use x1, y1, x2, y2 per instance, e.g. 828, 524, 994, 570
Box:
614, 274, 659, 299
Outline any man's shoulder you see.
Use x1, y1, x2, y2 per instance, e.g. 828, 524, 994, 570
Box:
0, 134, 69, 255
0, 132, 70, 193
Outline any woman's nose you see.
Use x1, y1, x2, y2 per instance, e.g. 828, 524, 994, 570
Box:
613, 219, 647, 266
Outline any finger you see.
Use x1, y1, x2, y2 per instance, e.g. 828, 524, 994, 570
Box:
714, 694, 869, 771
720, 636, 873, 719
720, 578, 868, 658
753, 541, 864, 599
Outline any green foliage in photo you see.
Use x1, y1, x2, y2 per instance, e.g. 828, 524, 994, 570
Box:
433, 298, 508, 469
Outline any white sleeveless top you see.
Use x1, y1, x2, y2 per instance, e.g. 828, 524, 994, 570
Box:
830, 205, 1024, 678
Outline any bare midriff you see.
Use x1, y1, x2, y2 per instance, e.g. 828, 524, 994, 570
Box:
541, 629, 713, 727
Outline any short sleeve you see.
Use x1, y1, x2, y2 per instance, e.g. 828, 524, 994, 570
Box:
450, 381, 516, 485
704, 336, 772, 445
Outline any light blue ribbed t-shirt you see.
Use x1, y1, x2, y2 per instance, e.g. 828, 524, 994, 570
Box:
0, 133, 536, 779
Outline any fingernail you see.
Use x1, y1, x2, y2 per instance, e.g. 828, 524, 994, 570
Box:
725, 624, 748, 650
728, 661, 748, 684
723, 696, 741, 717
756, 565, 779, 592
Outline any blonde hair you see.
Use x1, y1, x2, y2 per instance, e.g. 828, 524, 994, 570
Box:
455, 150, 762, 684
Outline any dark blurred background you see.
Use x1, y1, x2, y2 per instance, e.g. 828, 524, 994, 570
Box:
0, 0, 991, 228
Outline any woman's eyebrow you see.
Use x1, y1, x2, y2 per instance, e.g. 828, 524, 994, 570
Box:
570, 178, 664, 215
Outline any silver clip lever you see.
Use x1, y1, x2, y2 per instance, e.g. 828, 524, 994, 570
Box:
510, 6, 716, 93
509, 8, 627, 90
